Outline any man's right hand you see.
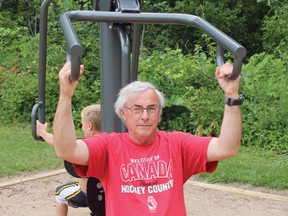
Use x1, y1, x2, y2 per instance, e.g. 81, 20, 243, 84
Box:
58, 61, 84, 98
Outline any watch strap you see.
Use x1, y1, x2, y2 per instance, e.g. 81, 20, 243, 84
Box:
224, 94, 244, 106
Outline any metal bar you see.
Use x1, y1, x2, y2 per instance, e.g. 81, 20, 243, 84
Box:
31, 0, 54, 140
100, 23, 124, 133
118, 26, 130, 87
59, 14, 83, 81
131, 23, 142, 81
59, 11, 246, 80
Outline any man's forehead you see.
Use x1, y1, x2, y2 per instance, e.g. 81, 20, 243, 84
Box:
126, 89, 159, 104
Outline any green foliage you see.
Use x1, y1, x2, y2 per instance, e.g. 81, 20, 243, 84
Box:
0, 25, 38, 68
241, 52, 288, 154
0, 49, 100, 128
1, 0, 288, 156
0, 0, 101, 128
0, 25, 40, 123
138, 48, 222, 135
260, 1, 288, 55
142, 0, 270, 57
138, 46, 288, 154
0, 66, 37, 123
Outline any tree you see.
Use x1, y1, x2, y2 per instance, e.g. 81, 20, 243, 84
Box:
141, 0, 270, 57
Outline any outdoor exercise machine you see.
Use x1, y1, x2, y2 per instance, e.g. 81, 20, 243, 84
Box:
31, 0, 246, 215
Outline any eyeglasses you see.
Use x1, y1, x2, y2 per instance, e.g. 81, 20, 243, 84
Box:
125, 105, 160, 116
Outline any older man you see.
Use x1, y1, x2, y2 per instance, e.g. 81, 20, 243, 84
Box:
53, 61, 242, 215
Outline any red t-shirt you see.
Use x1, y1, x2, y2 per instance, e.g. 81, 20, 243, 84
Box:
74, 131, 218, 215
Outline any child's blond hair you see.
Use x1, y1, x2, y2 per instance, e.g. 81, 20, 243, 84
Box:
81, 104, 101, 132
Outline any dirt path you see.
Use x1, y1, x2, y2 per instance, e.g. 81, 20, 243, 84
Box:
1, 169, 287, 216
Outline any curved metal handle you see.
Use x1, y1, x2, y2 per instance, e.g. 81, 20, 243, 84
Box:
59, 11, 246, 81
216, 44, 245, 80
31, 102, 44, 141
66, 50, 82, 81
60, 14, 83, 81
70, 57, 81, 80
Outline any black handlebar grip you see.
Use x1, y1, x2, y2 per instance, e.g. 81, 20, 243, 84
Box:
31, 102, 44, 141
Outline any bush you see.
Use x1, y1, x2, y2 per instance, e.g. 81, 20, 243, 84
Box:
138, 48, 288, 154
241, 52, 288, 154
0, 26, 39, 123
0, 8, 102, 128
138, 48, 223, 136
0, 66, 38, 123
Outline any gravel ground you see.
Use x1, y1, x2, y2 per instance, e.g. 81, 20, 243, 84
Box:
1, 169, 287, 216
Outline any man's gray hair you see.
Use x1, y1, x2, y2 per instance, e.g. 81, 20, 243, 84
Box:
114, 81, 165, 120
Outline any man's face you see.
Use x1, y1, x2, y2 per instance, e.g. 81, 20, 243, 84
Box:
121, 88, 161, 144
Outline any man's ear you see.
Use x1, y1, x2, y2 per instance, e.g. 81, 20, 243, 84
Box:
120, 109, 127, 122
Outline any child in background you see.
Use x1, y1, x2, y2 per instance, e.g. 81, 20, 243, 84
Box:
36, 104, 101, 216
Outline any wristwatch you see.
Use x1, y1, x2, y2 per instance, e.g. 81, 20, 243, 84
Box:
224, 94, 244, 106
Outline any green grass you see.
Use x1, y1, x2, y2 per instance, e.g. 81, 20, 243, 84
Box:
198, 146, 288, 190
0, 123, 63, 177
0, 124, 287, 191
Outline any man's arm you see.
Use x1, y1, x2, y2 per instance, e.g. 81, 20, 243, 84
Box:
53, 62, 89, 165
207, 63, 242, 162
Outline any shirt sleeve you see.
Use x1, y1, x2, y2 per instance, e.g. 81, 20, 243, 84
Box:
73, 163, 89, 178
73, 133, 109, 179
178, 132, 218, 181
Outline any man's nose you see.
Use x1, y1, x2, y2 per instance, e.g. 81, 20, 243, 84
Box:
140, 109, 149, 119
